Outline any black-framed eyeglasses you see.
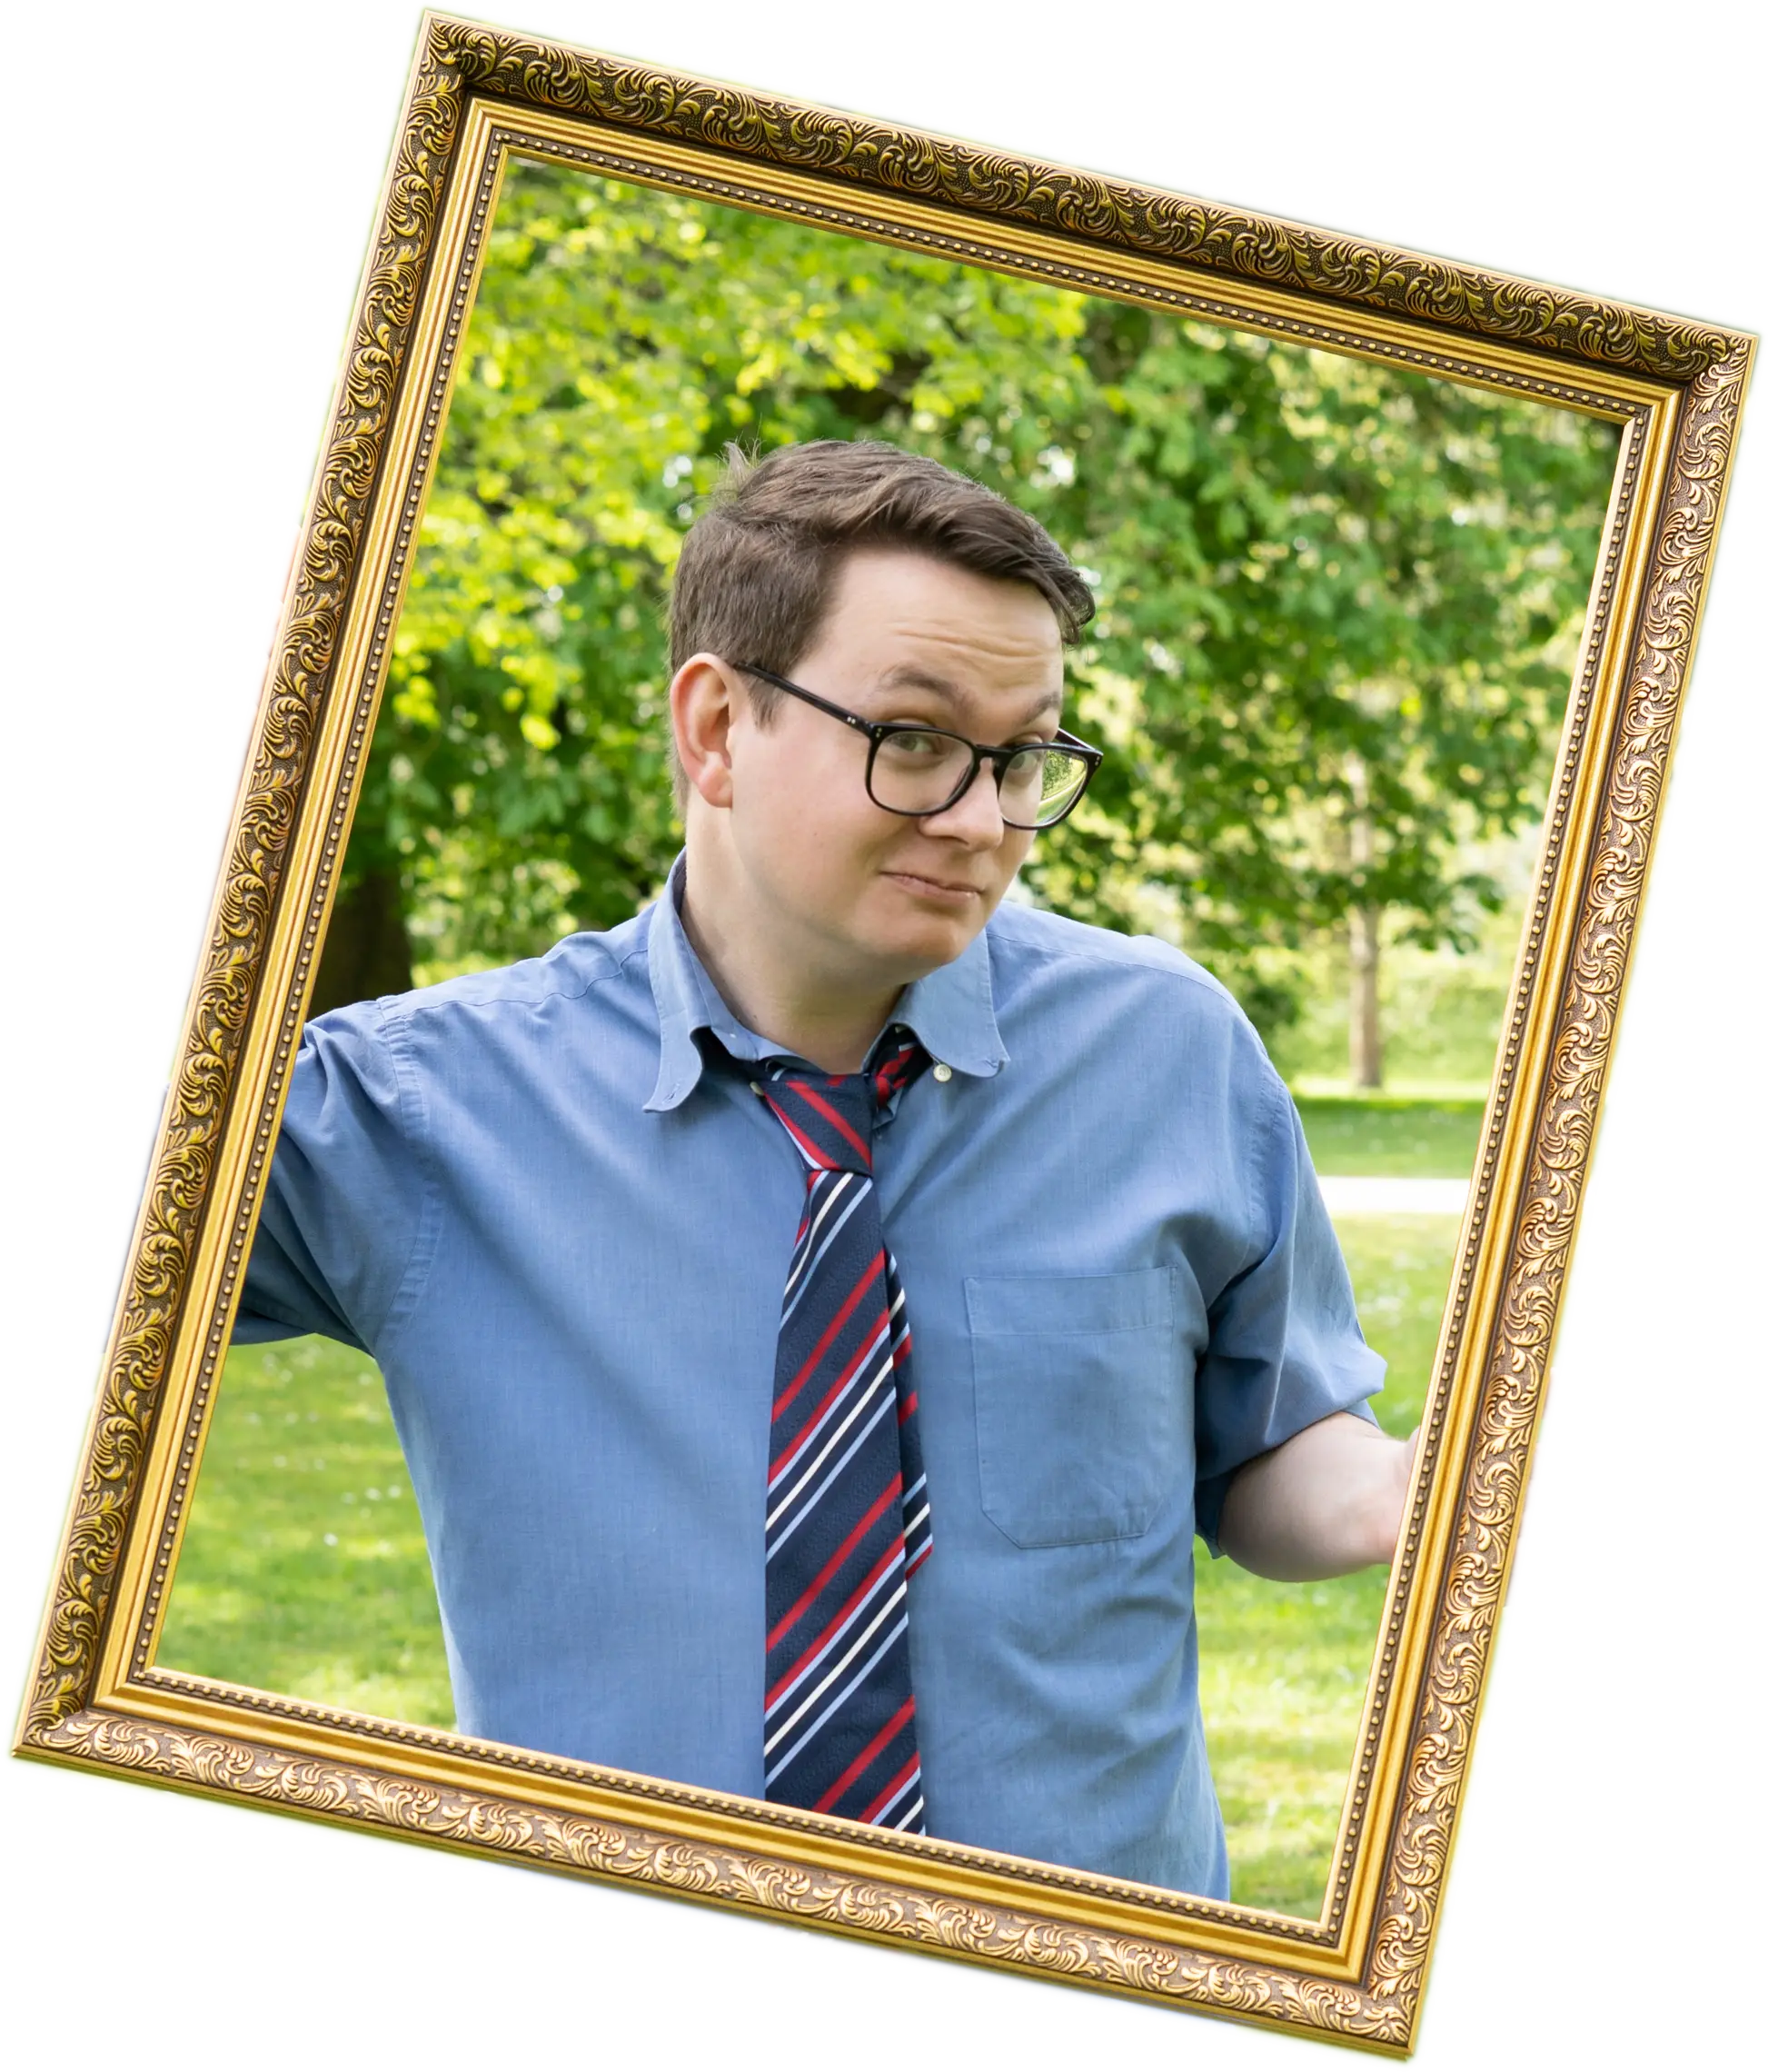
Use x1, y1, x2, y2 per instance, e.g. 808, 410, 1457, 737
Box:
737, 663, 1104, 831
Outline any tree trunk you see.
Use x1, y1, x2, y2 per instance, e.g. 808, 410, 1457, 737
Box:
306, 867, 414, 1018
1348, 903, 1383, 1091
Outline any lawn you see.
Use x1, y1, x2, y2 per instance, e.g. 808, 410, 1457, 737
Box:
10, 1093, 1755, 2063
1193, 1211, 1455, 1914
6, 1350, 1763, 2072
159, 1168, 1763, 1922
162, 1218, 1465, 1914
144, 1085, 1763, 1922
1293, 1094, 1485, 1177
159, 1135, 1763, 1922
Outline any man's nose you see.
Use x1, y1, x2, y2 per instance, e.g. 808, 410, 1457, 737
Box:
919, 762, 1007, 845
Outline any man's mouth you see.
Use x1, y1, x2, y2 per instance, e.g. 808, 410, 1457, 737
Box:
884, 869, 985, 902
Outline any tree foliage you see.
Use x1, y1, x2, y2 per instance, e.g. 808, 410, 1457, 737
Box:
313, 158, 1617, 1033
1024, 317, 1614, 979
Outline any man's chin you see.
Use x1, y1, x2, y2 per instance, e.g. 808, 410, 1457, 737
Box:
859, 901, 989, 980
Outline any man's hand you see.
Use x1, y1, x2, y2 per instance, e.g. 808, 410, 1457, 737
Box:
218, 526, 303, 849
1217, 1413, 1419, 1581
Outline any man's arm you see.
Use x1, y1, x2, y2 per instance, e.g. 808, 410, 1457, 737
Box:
1217, 1412, 1418, 1581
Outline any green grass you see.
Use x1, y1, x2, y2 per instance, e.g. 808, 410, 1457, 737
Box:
1295, 1095, 1485, 1178
1197, 1211, 1457, 1915
121, 1127, 1768, 1930
165, 1326, 1407, 1906
10, 1127, 1755, 2063
158, 1100, 1467, 1916
1194, 1560, 1393, 1915
1291, 1101, 1763, 1185
156, 1336, 453, 1727
10, 1491, 1755, 2072
154, 1201, 1768, 1922
6, 1085, 1763, 2038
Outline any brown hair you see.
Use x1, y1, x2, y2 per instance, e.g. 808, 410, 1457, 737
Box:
667, 441, 1094, 799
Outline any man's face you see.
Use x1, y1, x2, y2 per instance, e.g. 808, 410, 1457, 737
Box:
716, 549, 1065, 994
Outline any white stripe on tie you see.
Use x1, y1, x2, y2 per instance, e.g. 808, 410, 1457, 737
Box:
869, 1770, 920, 1828
765, 1315, 892, 1495
781, 1175, 869, 1320
765, 1611, 910, 1786
765, 1352, 897, 1543
765, 1543, 907, 1723
764, 1579, 907, 1756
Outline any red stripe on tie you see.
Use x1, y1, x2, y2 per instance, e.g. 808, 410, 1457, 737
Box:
766, 1541, 907, 1698
859, 1753, 922, 1827
766, 1475, 902, 1655
771, 1250, 886, 1423
814, 1695, 917, 1814
770, 1105, 830, 1170
790, 1081, 874, 1169
768, 1316, 892, 1488
896, 1388, 918, 1427
873, 1043, 915, 1100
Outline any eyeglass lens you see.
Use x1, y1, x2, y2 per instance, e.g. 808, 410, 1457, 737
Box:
869, 730, 1089, 827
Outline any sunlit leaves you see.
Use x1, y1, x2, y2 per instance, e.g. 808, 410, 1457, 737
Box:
357, 160, 1616, 1017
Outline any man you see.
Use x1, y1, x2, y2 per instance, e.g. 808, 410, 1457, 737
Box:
240, 439, 1413, 1899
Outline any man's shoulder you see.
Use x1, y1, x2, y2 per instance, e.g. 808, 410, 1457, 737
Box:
979, 901, 1285, 1131
313, 906, 656, 1050
984, 898, 1247, 1022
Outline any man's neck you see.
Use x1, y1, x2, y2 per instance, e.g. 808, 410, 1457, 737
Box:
677, 875, 903, 1074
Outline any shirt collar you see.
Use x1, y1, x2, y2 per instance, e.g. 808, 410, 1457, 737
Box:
644, 853, 1007, 1112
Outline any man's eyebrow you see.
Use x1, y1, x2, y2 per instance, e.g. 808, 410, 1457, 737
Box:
875, 664, 1063, 732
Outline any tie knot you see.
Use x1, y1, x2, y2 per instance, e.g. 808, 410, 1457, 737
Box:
758, 1032, 929, 1176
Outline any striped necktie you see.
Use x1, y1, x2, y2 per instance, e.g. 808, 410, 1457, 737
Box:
751, 1030, 933, 1831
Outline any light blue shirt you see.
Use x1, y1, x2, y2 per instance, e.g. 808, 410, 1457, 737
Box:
240, 861, 1382, 1898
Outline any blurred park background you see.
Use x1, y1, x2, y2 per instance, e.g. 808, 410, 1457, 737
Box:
0, 7, 1763, 2063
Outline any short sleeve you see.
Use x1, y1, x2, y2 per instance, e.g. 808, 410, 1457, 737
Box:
1192, 1067, 1386, 1552
234, 998, 431, 1354
104, 990, 432, 1350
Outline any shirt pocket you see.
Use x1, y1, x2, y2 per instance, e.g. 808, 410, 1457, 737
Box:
966, 1267, 1181, 1549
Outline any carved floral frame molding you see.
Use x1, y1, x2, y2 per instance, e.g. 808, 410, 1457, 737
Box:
15, 13, 1753, 2056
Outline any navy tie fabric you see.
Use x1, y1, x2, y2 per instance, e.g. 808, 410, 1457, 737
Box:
751, 1031, 933, 1831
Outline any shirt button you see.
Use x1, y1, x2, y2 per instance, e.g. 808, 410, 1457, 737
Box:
750, 1081, 765, 1096
932, 1062, 953, 1083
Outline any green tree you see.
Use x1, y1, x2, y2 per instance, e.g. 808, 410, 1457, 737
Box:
312, 161, 1092, 1006
312, 159, 1615, 1067
998, 318, 1616, 1073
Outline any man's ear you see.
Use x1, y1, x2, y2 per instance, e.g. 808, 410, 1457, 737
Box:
670, 653, 745, 810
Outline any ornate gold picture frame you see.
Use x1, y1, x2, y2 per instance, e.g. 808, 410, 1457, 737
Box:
15, 12, 1752, 2054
